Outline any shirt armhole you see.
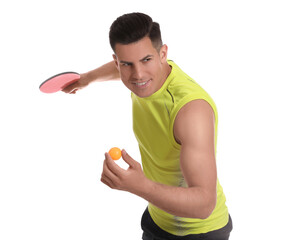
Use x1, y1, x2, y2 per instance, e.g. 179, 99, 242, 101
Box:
169, 94, 218, 150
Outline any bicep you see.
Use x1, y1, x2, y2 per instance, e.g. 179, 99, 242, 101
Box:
174, 100, 217, 191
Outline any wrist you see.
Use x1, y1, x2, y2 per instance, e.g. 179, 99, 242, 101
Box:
80, 72, 93, 85
137, 177, 155, 201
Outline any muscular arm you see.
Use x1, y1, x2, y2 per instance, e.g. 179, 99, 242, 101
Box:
82, 60, 120, 83
102, 99, 217, 219
63, 61, 120, 93
140, 99, 217, 218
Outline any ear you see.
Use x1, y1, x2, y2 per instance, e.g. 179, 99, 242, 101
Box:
112, 54, 119, 69
159, 44, 168, 63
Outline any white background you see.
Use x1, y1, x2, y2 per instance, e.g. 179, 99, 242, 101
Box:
1, 0, 290, 239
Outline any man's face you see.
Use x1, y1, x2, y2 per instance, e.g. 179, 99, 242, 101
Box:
113, 37, 169, 98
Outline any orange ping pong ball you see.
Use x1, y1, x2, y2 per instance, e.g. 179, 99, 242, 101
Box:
108, 147, 122, 160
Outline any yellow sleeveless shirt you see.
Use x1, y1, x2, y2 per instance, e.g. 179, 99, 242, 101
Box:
131, 60, 229, 236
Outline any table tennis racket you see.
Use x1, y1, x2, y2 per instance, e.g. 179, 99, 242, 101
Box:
39, 72, 80, 93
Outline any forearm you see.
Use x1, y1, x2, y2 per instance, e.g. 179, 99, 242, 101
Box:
138, 179, 216, 219
83, 61, 120, 84
101, 150, 216, 219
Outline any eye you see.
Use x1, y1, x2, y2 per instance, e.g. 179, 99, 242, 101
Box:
143, 58, 152, 62
121, 62, 131, 67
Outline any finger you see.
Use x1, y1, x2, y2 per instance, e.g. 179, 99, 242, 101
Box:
70, 88, 79, 94
121, 149, 137, 167
105, 152, 126, 176
101, 174, 115, 189
102, 158, 119, 182
62, 82, 79, 93
68, 87, 78, 94
70, 89, 77, 94
101, 160, 118, 188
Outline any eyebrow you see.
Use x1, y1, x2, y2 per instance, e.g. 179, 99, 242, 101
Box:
119, 54, 154, 65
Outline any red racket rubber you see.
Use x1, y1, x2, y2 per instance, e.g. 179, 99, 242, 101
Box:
39, 72, 80, 93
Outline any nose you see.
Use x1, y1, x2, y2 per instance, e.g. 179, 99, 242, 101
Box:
132, 64, 144, 81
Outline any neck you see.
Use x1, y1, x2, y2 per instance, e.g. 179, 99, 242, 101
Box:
163, 62, 172, 81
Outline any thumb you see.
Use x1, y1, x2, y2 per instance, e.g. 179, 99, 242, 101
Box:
121, 149, 136, 167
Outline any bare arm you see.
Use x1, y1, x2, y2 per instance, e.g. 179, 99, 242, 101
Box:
101, 99, 217, 219
83, 60, 120, 83
141, 99, 217, 218
62, 61, 120, 94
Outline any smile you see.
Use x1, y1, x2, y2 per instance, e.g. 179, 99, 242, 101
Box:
133, 80, 151, 88
136, 81, 147, 86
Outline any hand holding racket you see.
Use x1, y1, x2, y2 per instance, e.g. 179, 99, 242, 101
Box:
62, 73, 90, 94
39, 72, 90, 94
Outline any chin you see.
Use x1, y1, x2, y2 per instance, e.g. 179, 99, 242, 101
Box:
131, 87, 154, 98
133, 91, 152, 98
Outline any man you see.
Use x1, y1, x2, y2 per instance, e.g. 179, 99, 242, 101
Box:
63, 12, 232, 240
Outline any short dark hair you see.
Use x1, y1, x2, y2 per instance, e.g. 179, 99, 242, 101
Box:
109, 12, 163, 52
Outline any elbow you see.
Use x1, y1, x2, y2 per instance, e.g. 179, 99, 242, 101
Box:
180, 188, 217, 219
199, 196, 217, 219
187, 193, 216, 219
199, 207, 214, 219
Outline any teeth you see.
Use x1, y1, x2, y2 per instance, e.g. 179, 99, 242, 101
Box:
136, 81, 148, 86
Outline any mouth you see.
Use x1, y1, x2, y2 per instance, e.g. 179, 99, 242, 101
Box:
132, 79, 151, 89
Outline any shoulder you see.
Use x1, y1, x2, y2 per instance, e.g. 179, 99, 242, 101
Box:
167, 61, 209, 105
173, 99, 215, 145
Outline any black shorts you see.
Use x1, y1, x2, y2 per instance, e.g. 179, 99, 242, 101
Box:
141, 208, 233, 240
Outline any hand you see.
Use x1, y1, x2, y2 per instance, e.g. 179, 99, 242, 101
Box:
101, 149, 149, 195
62, 73, 90, 94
